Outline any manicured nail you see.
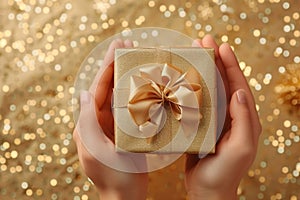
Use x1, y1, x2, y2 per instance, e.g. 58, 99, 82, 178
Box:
80, 91, 91, 105
224, 43, 233, 52
115, 38, 123, 43
124, 39, 133, 47
192, 40, 201, 47
237, 89, 247, 104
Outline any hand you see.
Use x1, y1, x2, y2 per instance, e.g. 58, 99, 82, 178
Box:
73, 39, 148, 200
185, 35, 262, 200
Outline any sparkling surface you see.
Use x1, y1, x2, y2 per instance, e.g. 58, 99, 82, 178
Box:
1, 0, 300, 199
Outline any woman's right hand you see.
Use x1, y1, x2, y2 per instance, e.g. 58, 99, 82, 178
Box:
185, 35, 262, 200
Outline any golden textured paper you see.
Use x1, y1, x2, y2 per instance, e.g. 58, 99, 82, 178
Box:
114, 48, 216, 154
1, 1, 300, 199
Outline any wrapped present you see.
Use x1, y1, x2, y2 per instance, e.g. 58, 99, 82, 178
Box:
113, 47, 216, 154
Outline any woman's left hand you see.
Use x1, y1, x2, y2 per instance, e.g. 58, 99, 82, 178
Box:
73, 39, 148, 200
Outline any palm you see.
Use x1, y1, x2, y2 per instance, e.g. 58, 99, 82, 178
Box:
185, 129, 251, 191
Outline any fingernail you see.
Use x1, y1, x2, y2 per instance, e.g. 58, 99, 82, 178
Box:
237, 89, 247, 104
80, 91, 91, 105
115, 38, 123, 43
224, 43, 233, 52
192, 40, 201, 47
124, 39, 133, 47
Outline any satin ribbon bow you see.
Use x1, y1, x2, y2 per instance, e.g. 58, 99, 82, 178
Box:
127, 63, 202, 138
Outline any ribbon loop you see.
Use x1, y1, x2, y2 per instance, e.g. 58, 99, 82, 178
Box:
127, 63, 202, 138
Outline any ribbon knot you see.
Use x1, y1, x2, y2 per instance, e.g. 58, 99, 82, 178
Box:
127, 63, 203, 138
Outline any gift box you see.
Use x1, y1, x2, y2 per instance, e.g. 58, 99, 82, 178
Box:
113, 47, 216, 154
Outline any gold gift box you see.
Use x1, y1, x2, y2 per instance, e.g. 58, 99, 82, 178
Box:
113, 47, 216, 154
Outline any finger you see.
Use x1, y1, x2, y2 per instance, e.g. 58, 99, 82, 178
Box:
78, 91, 148, 173
194, 36, 225, 82
195, 36, 231, 134
193, 37, 228, 91
103, 39, 124, 68
202, 35, 230, 101
98, 79, 115, 141
219, 43, 261, 138
96, 39, 134, 141
90, 39, 123, 94
76, 90, 118, 163
77, 91, 111, 144
219, 43, 248, 95
225, 89, 258, 167
76, 40, 151, 173
187, 40, 208, 172
202, 35, 220, 57
97, 39, 133, 140
229, 89, 253, 145
90, 39, 124, 109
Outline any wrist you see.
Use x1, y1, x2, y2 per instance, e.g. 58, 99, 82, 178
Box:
98, 188, 147, 200
187, 188, 237, 200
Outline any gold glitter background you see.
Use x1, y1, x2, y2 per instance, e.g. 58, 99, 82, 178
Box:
1, 0, 300, 199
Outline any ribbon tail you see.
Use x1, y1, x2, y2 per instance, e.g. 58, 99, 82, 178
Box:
136, 103, 166, 143
138, 121, 159, 137
180, 107, 201, 138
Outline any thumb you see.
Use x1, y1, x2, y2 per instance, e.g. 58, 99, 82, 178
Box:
77, 91, 111, 147
77, 91, 149, 173
229, 89, 253, 145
